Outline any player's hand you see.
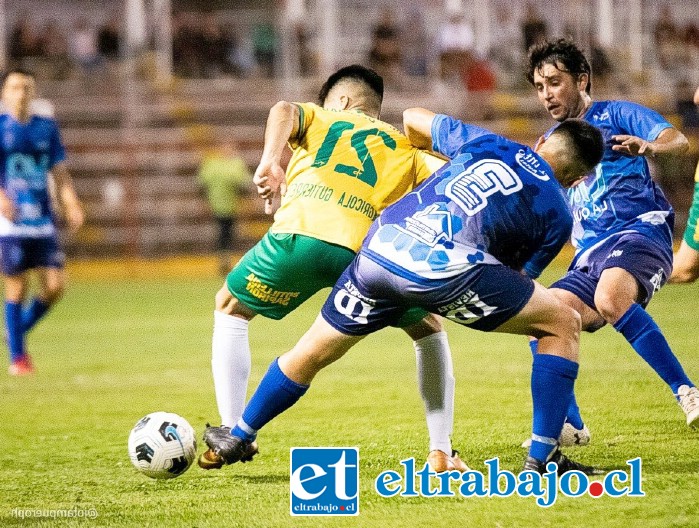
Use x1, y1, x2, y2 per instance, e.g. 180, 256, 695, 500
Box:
611, 135, 655, 157
0, 194, 17, 221
253, 161, 287, 215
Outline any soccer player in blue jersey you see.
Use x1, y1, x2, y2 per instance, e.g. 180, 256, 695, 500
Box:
1, 69, 84, 375
526, 39, 698, 438
203, 109, 606, 474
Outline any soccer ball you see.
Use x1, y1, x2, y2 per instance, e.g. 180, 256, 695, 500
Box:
127, 412, 197, 479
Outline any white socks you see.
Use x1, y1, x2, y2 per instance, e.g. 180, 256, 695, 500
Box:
414, 331, 455, 454
211, 310, 251, 427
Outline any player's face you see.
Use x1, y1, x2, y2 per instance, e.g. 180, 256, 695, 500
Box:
532, 63, 588, 122
1, 73, 35, 116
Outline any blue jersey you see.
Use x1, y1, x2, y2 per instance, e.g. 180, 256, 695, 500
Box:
545, 101, 674, 252
361, 115, 573, 281
0, 113, 66, 238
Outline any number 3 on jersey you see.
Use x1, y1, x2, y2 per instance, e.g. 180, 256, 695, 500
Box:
311, 120, 396, 187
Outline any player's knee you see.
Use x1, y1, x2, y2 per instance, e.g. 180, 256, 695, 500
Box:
403, 313, 443, 340
594, 288, 632, 323
214, 284, 234, 312
551, 304, 581, 343
44, 283, 65, 304
670, 266, 699, 284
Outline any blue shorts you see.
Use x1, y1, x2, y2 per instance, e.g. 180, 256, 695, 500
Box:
552, 229, 672, 310
321, 254, 535, 336
0, 236, 65, 276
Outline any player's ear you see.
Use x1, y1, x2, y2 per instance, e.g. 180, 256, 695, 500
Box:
577, 73, 589, 93
339, 95, 350, 110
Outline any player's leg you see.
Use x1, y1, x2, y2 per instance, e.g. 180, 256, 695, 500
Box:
1, 238, 33, 374
4, 272, 31, 374
670, 241, 699, 284
21, 236, 67, 334
400, 313, 463, 471
670, 170, 699, 284
23, 266, 65, 334
204, 254, 398, 465
211, 284, 257, 428
596, 265, 697, 425
525, 277, 604, 447
211, 233, 356, 428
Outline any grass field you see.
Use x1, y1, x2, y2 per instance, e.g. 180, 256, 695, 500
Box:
0, 258, 698, 527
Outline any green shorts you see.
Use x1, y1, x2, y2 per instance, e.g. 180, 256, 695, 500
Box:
683, 182, 699, 251
227, 231, 427, 326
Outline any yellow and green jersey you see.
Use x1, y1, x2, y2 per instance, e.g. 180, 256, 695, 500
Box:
271, 102, 445, 252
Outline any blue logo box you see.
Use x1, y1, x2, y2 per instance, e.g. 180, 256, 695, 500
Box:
290, 447, 359, 516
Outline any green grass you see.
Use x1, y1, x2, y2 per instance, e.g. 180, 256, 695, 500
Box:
0, 261, 698, 527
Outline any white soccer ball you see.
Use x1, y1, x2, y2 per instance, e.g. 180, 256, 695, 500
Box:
128, 412, 197, 479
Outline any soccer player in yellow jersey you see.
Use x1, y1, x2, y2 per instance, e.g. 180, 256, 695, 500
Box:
670, 84, 699, 284
200, 65, 465, 473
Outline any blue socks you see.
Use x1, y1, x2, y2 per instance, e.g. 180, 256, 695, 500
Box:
5, 301, 25, 362
232, 358, 309, 441
22, 298, 50, 333
614, 303, 693, 394
530, 340, 584, 429
529, 354, 579, 462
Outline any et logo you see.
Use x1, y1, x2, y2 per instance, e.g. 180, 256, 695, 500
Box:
290, 447, 359, 516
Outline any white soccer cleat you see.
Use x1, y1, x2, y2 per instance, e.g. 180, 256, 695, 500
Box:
677, 385, 699, 428
521, 422, 591, 448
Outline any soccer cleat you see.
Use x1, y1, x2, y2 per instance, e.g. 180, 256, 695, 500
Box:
8, 354, 34, 376
521, 422, 591, 448
676, 385, 699, 428
426, 449, 470, 473
523, 446, 603, 476
202, 424, 258, 465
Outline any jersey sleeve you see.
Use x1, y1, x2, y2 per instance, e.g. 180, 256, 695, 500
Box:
522, 207, 573, 279
48, 120, 67, 168
413, 150, 447, 185
431, 114, 492, 159
611, 101, 673, 142
288, 102, 316, 149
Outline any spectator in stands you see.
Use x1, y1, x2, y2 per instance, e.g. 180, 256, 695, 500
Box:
252, 21, 277, 78
653, 5, 683, 71
69, 18, 103, 75
37, 20, 71, 80
401, 8, 428, 77
489, 6, 522, 77
198, 139, 251, 276
173, 11, 203, 78
368, 8, 402, 87
97, 13, 122, 62
9, 17, 40, 67
522, 3, 548, 52
436, 13, 475, 82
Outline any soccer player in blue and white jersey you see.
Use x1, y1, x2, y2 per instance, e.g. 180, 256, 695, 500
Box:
526, 39, 698, 436
1, 69, 84, 375
203, 110, 606, 474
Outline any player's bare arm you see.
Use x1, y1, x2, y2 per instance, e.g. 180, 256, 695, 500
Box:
612, 127, 689, 157
51, 162, 84, 233
403, 107, 437, 150
254, 101, 300, 213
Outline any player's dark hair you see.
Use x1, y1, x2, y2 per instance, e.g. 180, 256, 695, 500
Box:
1, 68, 36, 87
318, 64, 384, 106
526, 38, 592, 94
550, 118, 604, 172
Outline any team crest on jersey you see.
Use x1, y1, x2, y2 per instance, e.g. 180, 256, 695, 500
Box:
515, 150, 549, 181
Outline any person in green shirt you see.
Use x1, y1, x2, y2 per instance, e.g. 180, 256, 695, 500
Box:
198, 139, 251, 275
